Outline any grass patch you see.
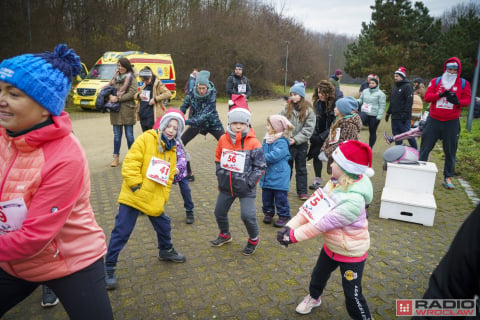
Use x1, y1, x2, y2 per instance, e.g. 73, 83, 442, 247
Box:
456, 111, 480, 195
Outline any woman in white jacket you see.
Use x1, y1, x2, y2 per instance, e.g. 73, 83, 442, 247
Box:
357, 77, 386, 148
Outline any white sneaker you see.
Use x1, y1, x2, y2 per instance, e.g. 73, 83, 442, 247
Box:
296, 294, 322, 314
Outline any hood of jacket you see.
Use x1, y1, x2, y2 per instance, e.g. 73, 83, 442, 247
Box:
444, 57, 462, 77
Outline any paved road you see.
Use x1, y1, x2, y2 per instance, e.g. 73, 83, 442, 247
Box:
4, 95, 476, 319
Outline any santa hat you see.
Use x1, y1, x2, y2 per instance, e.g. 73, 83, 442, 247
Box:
332, 140, 375, 177
395, 67, 407, 79
154, 108, 185, 140
268, 115, 293, 133
228, 94, 251, 124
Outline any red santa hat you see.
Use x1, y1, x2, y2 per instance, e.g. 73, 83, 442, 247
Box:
332, 140, 375, 177
395, 67, 407, 79
228, 94, 251, 124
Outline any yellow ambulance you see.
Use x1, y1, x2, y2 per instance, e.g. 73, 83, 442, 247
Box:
72, 51, 176, 110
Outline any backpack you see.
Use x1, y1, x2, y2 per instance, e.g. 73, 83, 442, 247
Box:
434, 77, 466, 90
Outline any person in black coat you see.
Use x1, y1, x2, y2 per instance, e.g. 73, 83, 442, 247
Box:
307, 80, 336, 190
386, 67, 417, 149
226, 63, 252, 103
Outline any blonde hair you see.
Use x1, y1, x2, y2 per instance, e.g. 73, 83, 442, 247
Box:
325, 172, 356, 194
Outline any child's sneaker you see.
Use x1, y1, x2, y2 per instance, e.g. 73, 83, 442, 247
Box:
274, 216, 290, 228
443, 177, 455, 189
159, 247, 186, 262
242, 238, 259, 255
185, 211, 194, 224
104, 264, 117, 290
296, 295, 322, 314
41, 285, 59, 308
263, 214, 274, 224
210, 233, 232, 246
298, 193, 309, 201
383, 132, 394, 144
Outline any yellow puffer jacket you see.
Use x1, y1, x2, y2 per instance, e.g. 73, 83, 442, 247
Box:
117, 129, 176, 216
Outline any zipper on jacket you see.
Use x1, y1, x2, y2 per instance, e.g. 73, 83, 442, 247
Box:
0, 147, 19, 195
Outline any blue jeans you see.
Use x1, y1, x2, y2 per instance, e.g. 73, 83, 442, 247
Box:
105, 204, 172, 266
262, 188, 290, 218
178, 177, 194, 212
392, 119, 417, 149
113, 125, 134, 155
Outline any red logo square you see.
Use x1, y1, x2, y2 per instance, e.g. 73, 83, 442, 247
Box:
396, 300, 413, 316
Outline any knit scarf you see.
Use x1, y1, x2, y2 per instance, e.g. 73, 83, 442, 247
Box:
264, 132, 283, 144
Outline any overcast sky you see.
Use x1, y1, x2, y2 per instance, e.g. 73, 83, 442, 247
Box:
267, 0, 463, 36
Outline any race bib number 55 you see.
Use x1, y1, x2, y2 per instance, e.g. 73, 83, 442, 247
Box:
299, 188, 336, 224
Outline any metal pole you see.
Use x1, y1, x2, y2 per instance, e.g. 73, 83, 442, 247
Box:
27, 0, 32, 50
284, 41, 289, 92
466, 40, 480, 132
328, 54, 332, 77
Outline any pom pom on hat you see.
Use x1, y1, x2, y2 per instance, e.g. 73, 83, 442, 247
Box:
228, 94, 251, 124
155, 109, 185, 140
268, 115, 293, 133
332, 140, 375, 177
289, 82, 306, 98
195, 70, 210, 86
395, 67, 407, 79
0, 44, 82, 116
335, 69, 343, 76
335, 96, 358, 115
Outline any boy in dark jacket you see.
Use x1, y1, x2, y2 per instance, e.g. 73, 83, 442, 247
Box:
210, 95, 266, 255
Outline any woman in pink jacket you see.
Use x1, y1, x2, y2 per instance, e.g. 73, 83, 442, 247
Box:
0, 45, 113, 319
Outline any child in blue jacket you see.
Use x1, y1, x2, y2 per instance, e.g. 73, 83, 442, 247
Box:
260, 115, 294, 227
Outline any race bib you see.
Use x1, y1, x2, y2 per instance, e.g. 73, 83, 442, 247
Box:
361, 103, 372, 113
141, 89, 151, 101
329, 128, 341, 145
299, 189, 336, 224
0, 198, 28, 233
237, 84, 247, 93
220, 149, 246, 173
146, 156, 171, 186
436, 97, 453, 110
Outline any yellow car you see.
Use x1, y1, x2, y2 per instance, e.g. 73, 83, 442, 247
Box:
72, 51, 176, 110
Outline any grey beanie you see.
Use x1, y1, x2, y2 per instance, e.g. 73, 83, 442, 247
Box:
195, 70, 210, 86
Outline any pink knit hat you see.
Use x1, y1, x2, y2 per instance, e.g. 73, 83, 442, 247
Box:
268, 115, 293, 133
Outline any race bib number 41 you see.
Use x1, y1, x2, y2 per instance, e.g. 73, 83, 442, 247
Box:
220, 149, 246, 173
299, 188, 336, 224
146, 156, 171, 186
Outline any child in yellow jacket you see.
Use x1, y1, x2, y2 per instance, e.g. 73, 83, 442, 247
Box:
104, 109, 187, 290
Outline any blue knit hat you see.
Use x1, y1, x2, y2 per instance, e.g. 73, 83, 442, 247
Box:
335, 96, 358, 115
289, 82, 305, 98
0, 44, 82, 116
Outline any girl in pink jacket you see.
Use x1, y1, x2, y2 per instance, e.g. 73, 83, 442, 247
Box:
277, 140, 374, 319
0, 45, 113, 319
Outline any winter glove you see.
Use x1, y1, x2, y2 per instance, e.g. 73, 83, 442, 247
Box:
318, 151, 328, 162
439, 90, 450, 98
446, 91, 460, 105
385, 114, 390, 122
276, 226, 292, 247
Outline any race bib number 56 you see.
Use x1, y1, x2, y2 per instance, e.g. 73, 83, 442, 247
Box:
220, 149, 246, 173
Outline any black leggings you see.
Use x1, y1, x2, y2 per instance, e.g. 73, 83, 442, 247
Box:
366, 116, 380, 148
0, 258, 113, 320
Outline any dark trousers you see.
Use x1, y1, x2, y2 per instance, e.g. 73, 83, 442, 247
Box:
262, 188, 290, 218
181, 126, 225, 175
0, 259, 113, 320
213, 191, 259, 239
178, 177, 194, 212
312, 155, 323, 179
419, 117, 460, 178
105, 204, 172, 266
289, 143, 308, 194
309, 249, 371, 320
392, 119, 418, 149
366, 116, 380, 148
